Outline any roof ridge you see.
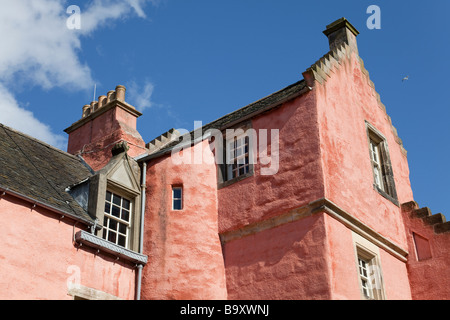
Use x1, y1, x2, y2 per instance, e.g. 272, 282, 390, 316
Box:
140, 80, 308, 161
0, 123, 81, 162
202, 80, 305, 129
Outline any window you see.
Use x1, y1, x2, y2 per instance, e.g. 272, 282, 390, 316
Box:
358, 257, 374, 299
366, 122, 398, 204
356, 249, 384, 300
172, 187, 183, 210
218, 124, 255, 188
353, 232, 386, 300
102, 191, 132, 248
226, 135, 250, 181
370, 139, 385, 191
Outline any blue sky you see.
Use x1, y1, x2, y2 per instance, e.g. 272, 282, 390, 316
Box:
0, 0, 448, 220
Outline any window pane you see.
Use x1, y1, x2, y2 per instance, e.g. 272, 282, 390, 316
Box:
121, 209, 130, 222
108, 232, 117, 244
238, 156, 247, 165
112, 205, 121, 218
109, 219, 118, 231
104, 202, 111, 214
113, 194, 121, 206
122, 199, 131, 210
173, 188, 182, 199
227, 165, 234, 180
173, 199, 182, 210
106, 191, 112, 202
103, 216, 109, 228
119, 223, 128, 235
118, 235, 126, 247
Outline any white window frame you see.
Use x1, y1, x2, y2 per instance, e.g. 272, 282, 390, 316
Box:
358, 255, 376, 299
226, 134, 250, 181
102, 190, 132, 249
370, 139, 385, 192
172, 186, 183, 211
352, 232, 386, 300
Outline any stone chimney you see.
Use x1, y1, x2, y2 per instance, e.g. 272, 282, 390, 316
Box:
323, 17, 359, 54
65, 85, 146, 171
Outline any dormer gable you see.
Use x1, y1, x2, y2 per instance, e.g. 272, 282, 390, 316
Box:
84, 141, 143, 253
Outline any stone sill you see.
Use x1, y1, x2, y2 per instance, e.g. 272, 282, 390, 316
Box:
373, 184, 400, 207
75, 230, 148, 265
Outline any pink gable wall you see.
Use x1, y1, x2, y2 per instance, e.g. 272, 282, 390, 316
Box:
0, 194, 136, 300
314, 51, 413, 250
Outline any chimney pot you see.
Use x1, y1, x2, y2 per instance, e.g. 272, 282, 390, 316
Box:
323, 18, 359, 53
115, 85, 126, 102
107, 90, 115, 103
98, 95, 107, 108
82, 105, 91, 118
91, 101, 99, 112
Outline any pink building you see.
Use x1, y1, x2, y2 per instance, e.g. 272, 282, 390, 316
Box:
0, 18, 448, 300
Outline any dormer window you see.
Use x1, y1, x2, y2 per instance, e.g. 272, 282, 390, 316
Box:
103, 191, 132, 248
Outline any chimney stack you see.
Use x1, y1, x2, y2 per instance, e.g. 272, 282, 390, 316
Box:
65, 84, 145, 171
81, 86, 127, 118
323, 18, 359, 54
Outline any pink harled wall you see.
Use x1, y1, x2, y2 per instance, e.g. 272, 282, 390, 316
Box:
0, 194, 136, 300
219, 49, 416, 299
314, 51, 413, 249
141, 140, 228, 300
219, 90, 329, 299
401, 203, 450, 300
224, 213, 332, 300
218, 90, 323, 233
324, 213, 412, 300
313, 50, 414, 299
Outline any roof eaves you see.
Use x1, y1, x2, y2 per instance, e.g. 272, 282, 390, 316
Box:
0, 183, 95, 227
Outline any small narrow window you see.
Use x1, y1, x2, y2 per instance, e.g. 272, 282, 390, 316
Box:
172, 187, 183, 211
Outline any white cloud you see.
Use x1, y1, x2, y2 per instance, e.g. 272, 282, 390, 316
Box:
128, 80, 155, 111
0, 0, 158, 149
0, 84, 67, 150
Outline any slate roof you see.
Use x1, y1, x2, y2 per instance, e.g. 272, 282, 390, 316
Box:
140, 79, 308, 161
0, 124, 94, 224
